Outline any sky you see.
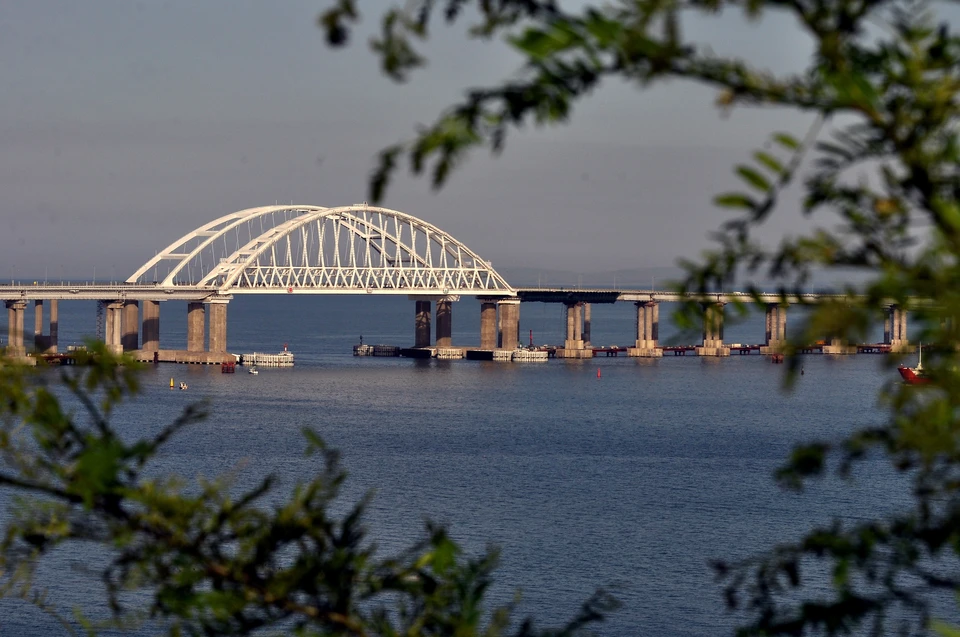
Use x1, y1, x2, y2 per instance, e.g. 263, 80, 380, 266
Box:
0, 1, 820, 281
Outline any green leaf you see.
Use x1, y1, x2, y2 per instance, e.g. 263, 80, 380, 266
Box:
773, 132, 800, 150
736, 165, 772, 192
753, 151, 784, 175
931, 621, 960, 637
431, 536, 459, 575
508, 23, 582, 60
714, 193, 758, 211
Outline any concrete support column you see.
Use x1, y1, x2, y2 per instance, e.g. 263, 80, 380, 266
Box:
761, 304, 788, 354
5, 300, 26, 356
415, 300, 432, 348
883, 305, 909, 351
629, 300, 663, 357
635, 302, 646, 348
697, 302, 729, 357
764, 304, 788, 346
208, 301, 228, 354
646, 302, 659, 347
122, 301, 139, 351
479, 302, 498, 350
187, 302, 206, 352
583, 303, 591, 347
34, 300, 44, 351
765, 305, 773, 344
702, 303, 724, 345
894, 306, 907, 346
436, 300, 453, 348
498, 300, 520, 351
104, 301, 124, 355
634, 302, 660, 349
48, 299, 58, 353
564, 303, 583, 350
141, 300, 160, 351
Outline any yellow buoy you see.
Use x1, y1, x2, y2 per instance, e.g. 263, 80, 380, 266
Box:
170, 377, 175, 389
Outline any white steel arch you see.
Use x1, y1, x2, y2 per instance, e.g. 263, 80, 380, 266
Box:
127, 206, 326, 286
129, 205, 514, 296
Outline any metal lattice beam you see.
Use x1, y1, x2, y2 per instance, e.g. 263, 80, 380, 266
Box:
128, 205, 514, 296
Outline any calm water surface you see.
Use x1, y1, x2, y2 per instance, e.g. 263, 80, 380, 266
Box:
0, 296, 915, 635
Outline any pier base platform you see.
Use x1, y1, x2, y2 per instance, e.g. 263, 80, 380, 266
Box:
822, 344, 858, 355
399, 347, 434, 359
465, 349, 494, 361
556, 348, 594, 359
695, 346, 731, 357
889, 343, 916, 353
1, 355, 38, 367
627, 347, 663, 358
133, 350, 231, 365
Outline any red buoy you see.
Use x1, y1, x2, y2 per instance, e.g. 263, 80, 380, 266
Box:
597, 368, 601, 379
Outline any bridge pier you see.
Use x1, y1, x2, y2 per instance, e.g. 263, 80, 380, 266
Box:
884, 305, 911, 352
479, 301, 497, 349
48, 299, 58, 353
208, 300, 228, 354
187, 302, 205, 352
103, 301, 124, 355
696, 302, 730, 357
128, 297, 228, 363
498, 299, 520, 351
122, 300, 139, 351
141, 300, 160, 351
436, 300, 452, 348
628, 301, 662, 357
33, 300, 47, 351
559, 302, 591, 358
760, 303, 787, 354
5, 300, 26, 357
415, 301, 431, 348
583, 303, 591, 347
30, 300, 59, 353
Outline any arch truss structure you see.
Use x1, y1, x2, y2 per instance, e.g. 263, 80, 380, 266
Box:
128, 205, 515, 296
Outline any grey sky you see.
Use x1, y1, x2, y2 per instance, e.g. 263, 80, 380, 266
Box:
1, 1, 817, 280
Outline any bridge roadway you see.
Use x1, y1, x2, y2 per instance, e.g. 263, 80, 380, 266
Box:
513, 288, 850, 305
0, 283, 850, 305
0, 283, 221, 302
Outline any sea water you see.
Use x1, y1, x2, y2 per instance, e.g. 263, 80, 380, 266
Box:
0, 295, 920, 635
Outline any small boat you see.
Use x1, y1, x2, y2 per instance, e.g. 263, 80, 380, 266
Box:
179, 381, 188, 390
248, 366, 259, 375
898, 343, 930, 385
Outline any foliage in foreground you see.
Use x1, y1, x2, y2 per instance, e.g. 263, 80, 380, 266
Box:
320, 0, 960, 634
0, 344, 616, 636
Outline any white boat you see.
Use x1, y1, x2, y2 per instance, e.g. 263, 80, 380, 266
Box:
242, 344, 295, 367
248, 366, 259, 375
898, 342, 929, 385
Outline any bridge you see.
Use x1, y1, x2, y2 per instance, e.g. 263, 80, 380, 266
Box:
0, 204, 912, 362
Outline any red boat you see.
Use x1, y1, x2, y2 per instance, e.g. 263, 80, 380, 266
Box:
898, 344, 930, 385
